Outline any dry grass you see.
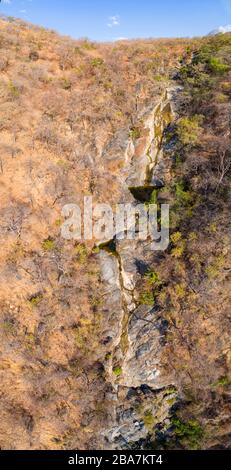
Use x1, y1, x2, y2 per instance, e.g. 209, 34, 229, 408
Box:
0, 17, 230, 450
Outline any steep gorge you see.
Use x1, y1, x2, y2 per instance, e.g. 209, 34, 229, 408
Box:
98, 89, 179, 448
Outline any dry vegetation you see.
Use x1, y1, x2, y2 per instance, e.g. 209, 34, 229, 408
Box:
0, 16, 230, 450
138, 34, 231, 449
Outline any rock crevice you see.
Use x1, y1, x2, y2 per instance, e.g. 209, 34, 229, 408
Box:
98, 88, 178, 448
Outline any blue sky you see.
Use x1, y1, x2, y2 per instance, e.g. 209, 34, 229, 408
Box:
1, 0, 231, 41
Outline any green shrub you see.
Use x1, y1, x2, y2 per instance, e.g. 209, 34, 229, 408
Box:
172, 417, 204, 449
212, 377, 231, 387
145, 270, 161, 286
165, 387, 177, 396
8, 80, 20, 99
74, 243, 89, 265
153, 74, 166, 82
179, 65, 190, 80
217, 92, 229, 103
129, 127, 141, 140
149, 189, 158, 205
105, 352, 112, 361
139, 291, 155, 305
175, 181, 195, 206
209, 57, 230, 74
174, 152, 183, 167
92, 246, 100, 254
171, 231, 182, 244
205, 255, 225, 279
91, 57, 104, 67
171, 231, 185, 258
143, 411, 155, 429
171, 244, 185, 259
55, 218, 62, 227
175, 283, 186, 299
144, 188, 159, 207
188, 231, 198, 241
42, 238, 56, 251
29, 294, 43, 307
113, 366, 122, 377
1, 320, 16, 334
177, 115, 203, 146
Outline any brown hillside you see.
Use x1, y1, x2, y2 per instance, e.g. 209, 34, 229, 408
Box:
0, 17, 230, 450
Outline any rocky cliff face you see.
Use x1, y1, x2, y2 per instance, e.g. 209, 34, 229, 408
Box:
97, 89, 180, 449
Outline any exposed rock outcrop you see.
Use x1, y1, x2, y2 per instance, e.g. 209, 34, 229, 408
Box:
98, 89, 179, 448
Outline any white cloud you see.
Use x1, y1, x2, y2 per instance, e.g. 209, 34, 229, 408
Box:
218, 24, 231, 32
20, 9, 27, 14
209, 24, 231, 35
2, 0, 12, 4
107, 15, 120, 28
114, 37, 128, 41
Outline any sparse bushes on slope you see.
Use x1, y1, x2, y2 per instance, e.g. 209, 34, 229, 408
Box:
0, 17, 230, 451
171, 417, 204, 450
208, 56, 231, 74
176, 115, 203, 146
153, 33, 231, 450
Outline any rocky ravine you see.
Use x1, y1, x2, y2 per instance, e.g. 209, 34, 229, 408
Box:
97, 88, 181, 449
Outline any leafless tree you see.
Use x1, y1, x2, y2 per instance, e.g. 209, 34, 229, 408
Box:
215, 141, 231, 192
